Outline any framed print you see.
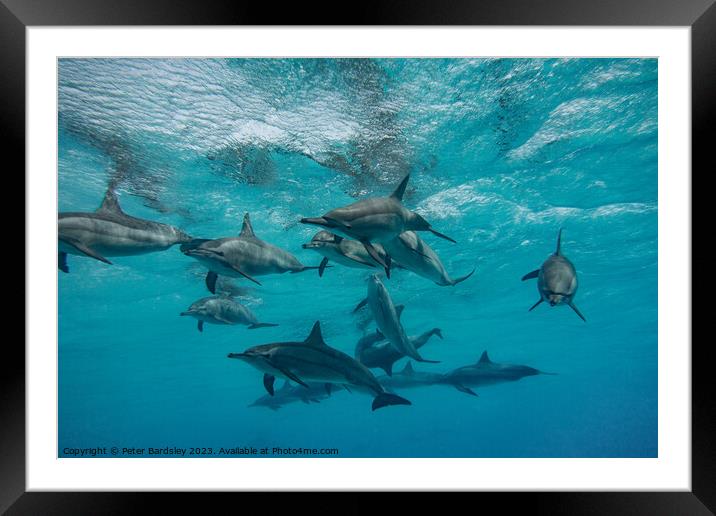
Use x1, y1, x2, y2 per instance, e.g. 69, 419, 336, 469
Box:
7, 0, 710, 512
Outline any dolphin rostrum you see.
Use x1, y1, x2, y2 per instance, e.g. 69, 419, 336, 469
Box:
382, 231, 475, 286
300, 174, 455, 277
227, 321, 412, 411
301, 230, 392, 277
58, 188, 192, 273
522, 229, 585, 321
353, 274, 440, 364
248, 380, 331, 411
438, 351, 555, 396
181, 213, 322, 293
180, 295, 278, 332
355, 327, 443, 376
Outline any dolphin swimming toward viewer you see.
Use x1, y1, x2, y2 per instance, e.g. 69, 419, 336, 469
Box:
300, 174, 455, 277
181, 213, 322, 293
353, 274, 440, 364
227, 321, 411, 411
521, 229, 585, 322
180, 295, 278, 332
438, 351, 554, 396
355, 327, 443, 376
58, 188, 192, 273
382, 231, 475, 286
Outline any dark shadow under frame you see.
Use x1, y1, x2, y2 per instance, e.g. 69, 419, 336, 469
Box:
4, 0, 711, 512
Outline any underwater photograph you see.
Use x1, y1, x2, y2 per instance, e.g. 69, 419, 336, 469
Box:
58, 58, 657, 458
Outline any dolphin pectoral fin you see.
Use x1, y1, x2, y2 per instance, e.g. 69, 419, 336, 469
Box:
248, 323, 279, 330
197, 321, 204, 332
318, 257, 329, 277
528, 299, 543, 311
352, 298, 368, 313
428, 227, 457, 244
205, 271, 218, 294
450, 268, 476, 286
384, 255, 392, 279
61, 238, 112, 265
263, 374, 276, 396
522, 269, 540, 281
568, 302, 587, 322
344, 251, 377, 268
454, 384, 478, 397
372, 392, 412, 411
361, 240, 390, 276
381, 362, 394, 377
58, 252, 69, 273
277, 368, 309, 389
395, 305, 405, 320
325, 383, 333, 396
225, 264, 262, 286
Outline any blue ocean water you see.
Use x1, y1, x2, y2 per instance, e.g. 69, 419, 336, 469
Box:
58, 58, 657, 458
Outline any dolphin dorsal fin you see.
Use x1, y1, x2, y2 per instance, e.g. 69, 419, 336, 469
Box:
240, 213, 256, 238
555, 228, 563, 255
478, 351, 492, 364
305, 321, 327, 346
97, 188, 124, 214
395, 304, 405, 320
390, 174, 410, 201
402, 361, 415, 375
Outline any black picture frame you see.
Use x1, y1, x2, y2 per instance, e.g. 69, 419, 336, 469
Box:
6, 0, 709, 512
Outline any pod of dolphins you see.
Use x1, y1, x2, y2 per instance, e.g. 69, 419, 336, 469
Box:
58, 174, 584, 411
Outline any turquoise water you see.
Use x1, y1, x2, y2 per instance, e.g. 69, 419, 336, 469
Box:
58, 58, 657, 458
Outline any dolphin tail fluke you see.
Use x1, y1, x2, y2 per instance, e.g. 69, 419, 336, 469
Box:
248, 323, 279, 330
318, 257, 329, 277
205, 271, 218, 294
428, 227, 457, 244
522, 269, 540, 281
528, 299, 543, 311
450, 268, 476, 286
568, 302, 586, 322
197, 321, 204, 332
454, 384, 478, 397
372, 392, 412, 411
58, 252, 69, 273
